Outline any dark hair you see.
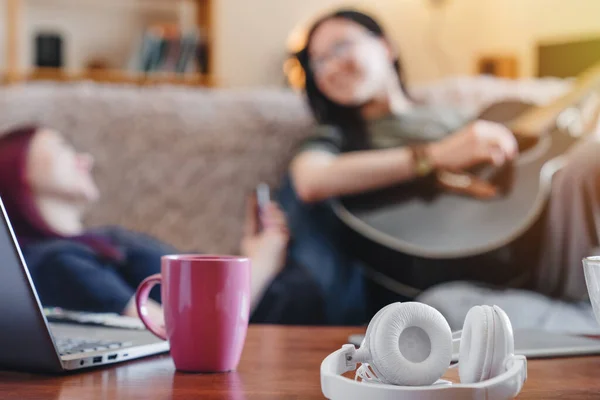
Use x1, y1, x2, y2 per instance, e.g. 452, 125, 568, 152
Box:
295, 9, 410, 151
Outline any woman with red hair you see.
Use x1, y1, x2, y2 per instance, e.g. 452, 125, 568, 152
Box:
0, 125, 322, 324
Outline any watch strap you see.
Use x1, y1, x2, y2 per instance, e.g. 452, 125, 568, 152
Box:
409, 144, 435, 177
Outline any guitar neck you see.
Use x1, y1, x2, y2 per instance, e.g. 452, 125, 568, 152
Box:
507, 61, 600, 138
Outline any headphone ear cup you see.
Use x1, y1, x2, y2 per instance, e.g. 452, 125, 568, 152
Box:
369, 302, 452, 386
458, 305, 495, 383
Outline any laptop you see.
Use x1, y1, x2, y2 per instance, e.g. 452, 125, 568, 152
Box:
0, 198, 169, 373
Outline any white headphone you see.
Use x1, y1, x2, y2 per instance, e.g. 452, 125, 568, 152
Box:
320, 302, 527, 400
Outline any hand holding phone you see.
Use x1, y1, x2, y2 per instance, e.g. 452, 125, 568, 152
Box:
255, 183, 270, 232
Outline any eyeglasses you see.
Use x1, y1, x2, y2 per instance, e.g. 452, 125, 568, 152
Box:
309, 34, 372, 76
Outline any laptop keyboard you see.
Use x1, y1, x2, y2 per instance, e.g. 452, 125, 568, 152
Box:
56, 338, 132, 356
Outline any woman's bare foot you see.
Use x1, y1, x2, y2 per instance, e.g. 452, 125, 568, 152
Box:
241, 193, 290, 311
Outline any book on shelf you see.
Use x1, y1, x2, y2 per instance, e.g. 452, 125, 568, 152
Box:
129, 23, 209, 76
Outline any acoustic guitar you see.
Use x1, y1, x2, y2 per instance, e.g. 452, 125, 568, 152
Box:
333, 62, 600, 262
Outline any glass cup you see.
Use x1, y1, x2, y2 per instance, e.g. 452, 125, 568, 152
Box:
583, 256, 600, 326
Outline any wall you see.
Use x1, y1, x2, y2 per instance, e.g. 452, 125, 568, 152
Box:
212, 0, 349, 88
471, 0, 600, 78
364, 0, 486, 84
213, 0, 600, 87
2, 0, 600, 86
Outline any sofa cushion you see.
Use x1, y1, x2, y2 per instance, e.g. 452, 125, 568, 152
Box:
0, 82, 313, 254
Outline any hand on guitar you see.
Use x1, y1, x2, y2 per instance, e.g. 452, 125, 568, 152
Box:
429, 120, 519, 171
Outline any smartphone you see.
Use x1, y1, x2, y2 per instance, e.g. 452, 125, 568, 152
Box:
255, 183, 270, 231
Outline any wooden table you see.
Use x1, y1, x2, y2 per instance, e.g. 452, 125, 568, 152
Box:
1, 325, 600, 399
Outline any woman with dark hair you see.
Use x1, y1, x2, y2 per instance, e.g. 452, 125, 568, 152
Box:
277, 9, 600, 326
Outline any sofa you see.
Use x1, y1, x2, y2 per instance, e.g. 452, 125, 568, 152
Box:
0, 76, 571, 255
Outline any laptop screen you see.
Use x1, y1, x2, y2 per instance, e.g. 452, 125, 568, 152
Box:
0, 197, 62, 372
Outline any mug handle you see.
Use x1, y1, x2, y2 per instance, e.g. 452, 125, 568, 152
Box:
135, 273, 167, 340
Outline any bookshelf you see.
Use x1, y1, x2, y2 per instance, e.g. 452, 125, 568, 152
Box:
2, 0, 215, 87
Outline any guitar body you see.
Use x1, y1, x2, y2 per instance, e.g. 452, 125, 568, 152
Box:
334, 101, 581, 265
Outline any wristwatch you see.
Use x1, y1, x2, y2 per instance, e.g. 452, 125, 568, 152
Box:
409, 144, 436, 177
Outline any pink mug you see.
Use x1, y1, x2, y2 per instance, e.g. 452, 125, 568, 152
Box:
135, 254, 251, 372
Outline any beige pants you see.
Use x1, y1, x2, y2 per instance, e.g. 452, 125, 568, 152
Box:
532, 137, 600, 300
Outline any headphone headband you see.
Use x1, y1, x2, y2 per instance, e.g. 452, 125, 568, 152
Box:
321, 344, 527, 400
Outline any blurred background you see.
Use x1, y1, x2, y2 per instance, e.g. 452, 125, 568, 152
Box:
2, 0, 600, 89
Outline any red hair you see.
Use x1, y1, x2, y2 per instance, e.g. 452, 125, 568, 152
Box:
0, 125, 123, 261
